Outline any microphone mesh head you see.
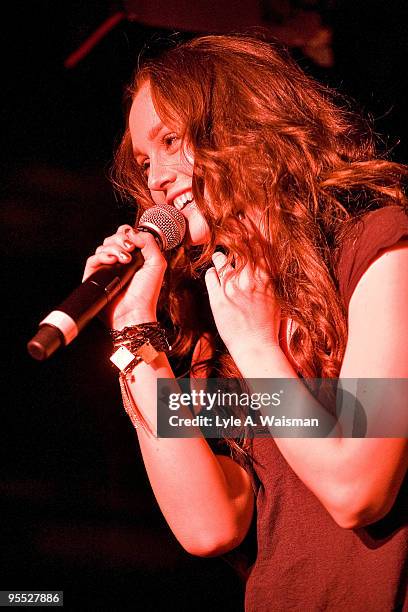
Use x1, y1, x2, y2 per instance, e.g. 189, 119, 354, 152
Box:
138, 204, 186, 251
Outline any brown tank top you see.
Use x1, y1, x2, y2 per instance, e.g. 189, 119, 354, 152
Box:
244, 206, 408, 612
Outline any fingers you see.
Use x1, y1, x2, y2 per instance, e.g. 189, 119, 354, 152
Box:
83, 226, 165, 282
97, 227, 162, 261
204, 265, 220, 291
210, 251, 234, 281
205, 251, 233, 296
205, 250, 270, 296
94, 230, 135, 264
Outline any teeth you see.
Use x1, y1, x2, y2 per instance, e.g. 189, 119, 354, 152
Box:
173, 191, 194, 211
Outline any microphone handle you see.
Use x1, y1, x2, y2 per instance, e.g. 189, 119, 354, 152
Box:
27, 248, 146, 361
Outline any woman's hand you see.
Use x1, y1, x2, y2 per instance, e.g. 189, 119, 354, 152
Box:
83, 224, 167, 329
205, 251, 281, 357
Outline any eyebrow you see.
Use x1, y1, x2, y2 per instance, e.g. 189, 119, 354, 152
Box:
132, 121, 165, 158
148, 121, 165, 141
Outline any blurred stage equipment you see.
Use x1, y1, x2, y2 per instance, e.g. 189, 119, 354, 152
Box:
64, 0, 333, 69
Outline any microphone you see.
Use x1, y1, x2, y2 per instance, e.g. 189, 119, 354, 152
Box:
27, 204, 186, 361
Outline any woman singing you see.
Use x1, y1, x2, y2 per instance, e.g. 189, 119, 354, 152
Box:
83, 35, 408, 611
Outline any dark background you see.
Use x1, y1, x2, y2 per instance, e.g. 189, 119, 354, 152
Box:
1, 1, 407, 610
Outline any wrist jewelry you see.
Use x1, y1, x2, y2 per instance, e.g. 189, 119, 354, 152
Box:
109, 322, 171, 430
109, 322, 171, 374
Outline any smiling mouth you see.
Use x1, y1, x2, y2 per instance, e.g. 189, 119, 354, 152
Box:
173, 191, 194, 211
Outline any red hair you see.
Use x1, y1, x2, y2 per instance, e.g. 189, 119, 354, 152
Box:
112, 34, 408, 455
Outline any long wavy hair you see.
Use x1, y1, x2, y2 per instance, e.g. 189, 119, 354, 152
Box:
112, 34, 407, 457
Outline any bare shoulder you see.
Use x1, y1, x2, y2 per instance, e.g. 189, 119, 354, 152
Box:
341, 241, 408, 378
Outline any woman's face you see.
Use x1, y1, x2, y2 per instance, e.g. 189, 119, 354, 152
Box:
129, 81, 210, 245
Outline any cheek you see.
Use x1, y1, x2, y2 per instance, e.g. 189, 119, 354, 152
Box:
149, 191, 166, 206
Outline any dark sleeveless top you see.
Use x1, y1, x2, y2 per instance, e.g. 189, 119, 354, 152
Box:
242, 206, 408, 612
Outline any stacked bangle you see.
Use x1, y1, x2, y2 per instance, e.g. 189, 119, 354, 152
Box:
109, 322, 171, 375
109, 322, 172, 431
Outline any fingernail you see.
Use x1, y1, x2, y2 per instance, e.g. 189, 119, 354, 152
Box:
123, 240, 133, 249
119, 252, 130, 261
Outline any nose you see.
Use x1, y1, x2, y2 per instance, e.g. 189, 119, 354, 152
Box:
147, 158, 177, 193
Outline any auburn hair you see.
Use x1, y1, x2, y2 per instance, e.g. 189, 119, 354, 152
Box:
112, 34, 407, 457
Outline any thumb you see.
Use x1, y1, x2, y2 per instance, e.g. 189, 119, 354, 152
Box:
131, 230, 166, 266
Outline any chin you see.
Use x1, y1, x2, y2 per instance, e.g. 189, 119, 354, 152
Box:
183, 209, 210, 246
185, 231, 210, 246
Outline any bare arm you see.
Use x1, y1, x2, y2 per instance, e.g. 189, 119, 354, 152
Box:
207, 244, 408, 529
84, 226, 254, 556
125, 353, 254, 556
